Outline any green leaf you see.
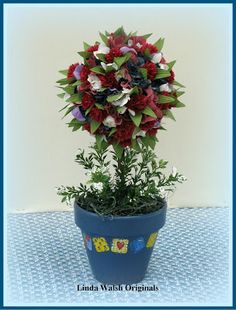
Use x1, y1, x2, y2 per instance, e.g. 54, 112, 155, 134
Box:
108, 127, 117, 137
58, 104, 69, 112
114, 53, 131, 68
78, 51, 91, 59
72, 80, 82, 86
90, 66, 105, 75
142, 33, 152, 39
57, 93, 65, 99
62, 105, 74, 119
175, 91, 185, 97
172, 80, 185, 88
83, 42, 90, 50
131, 138, 141, 151
175, 100, 186, 108
113, 143, 124, 159
143, 106, 156, 118
67, 118, 83, 132
85, 105, 93, 116
130, 113, 142, 127
95, 53, 106, 62
114, 26, 126, 36
99, 32, 108, 45
95, 135, 103, 149
144, 48, 151, 58
129, 86, 139, 96
63, 85, 75, 95
155, 69, 171, 79
163, 109, 176, 121
90, 120, 101, 134
132, 126, 141, 139
59, 69, 68, 76
139, 68, 147, 79
66, 93, 82, 103
167, 60, 176, 70
141, 136, 156, 150
95, 103, 105, 110
56, 77, 72, 85
154, 38, 165, 51
158, 95, 175, 104
107, 92, 123, 103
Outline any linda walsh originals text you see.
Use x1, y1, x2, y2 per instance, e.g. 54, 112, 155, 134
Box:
77, 284, 159, 292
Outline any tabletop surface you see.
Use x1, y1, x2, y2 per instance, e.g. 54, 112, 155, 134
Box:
6, 207, 231, 307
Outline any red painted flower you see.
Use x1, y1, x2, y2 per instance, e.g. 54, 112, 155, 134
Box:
81, 93, 95, 110
67, 63, 78, 79
89, 107, 106, 123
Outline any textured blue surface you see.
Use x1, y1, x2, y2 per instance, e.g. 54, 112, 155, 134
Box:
6, 207, 231, 306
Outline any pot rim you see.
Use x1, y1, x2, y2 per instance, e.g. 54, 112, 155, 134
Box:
74, 198, 167, 221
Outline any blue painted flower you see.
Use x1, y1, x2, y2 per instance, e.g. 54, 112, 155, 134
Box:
72, 106, 86, 122
130, 237, 145, 253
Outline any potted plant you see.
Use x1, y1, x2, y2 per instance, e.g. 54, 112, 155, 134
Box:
56, 27, 186, 284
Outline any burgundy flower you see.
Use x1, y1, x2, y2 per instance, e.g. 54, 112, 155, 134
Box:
89, 107, 106, 123
67, 63, 79, 79
81, 93, 95, 110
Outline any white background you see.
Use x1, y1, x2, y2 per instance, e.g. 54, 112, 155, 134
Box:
4, 4, 232, 212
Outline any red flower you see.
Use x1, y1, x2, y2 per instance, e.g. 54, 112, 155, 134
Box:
105, 48, 123, 62
142, 61, 157, 80
120, 139, 132, 147
83, 123, 91, 133
113, 120, 135, 142
81, 93, 95, 110
147, 128, 158, 136
140, 120, 156, 131
67, 63, 78, 79
167, 70, 175, 83
108, 34, 127, 48
80, 66, 90, 81
86, 44, 99, 52
79, 81, 91, 92
89, 107, 106, 123
140, 43, 158, 54
129, 36, 147, 46
98, 72, 119, 88
127, 94, 150, 111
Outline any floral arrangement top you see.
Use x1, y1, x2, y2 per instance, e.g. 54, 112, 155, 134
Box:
56, 27, 186, 216
57, 26, 185, 154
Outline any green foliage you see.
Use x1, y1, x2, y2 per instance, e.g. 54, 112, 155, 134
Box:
56, 143, 187, 216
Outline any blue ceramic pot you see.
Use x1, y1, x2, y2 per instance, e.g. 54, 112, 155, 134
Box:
74, 200, 167, 284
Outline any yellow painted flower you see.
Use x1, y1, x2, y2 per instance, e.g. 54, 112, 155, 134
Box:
111, 239, 129, 254
146, 232, 158, 248
92, 237, 110, 252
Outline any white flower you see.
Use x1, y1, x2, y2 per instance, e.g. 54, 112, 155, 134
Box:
136, 43, 142, 48
159, 63, 169, 70
103, 116, 116, 128
128, 109, 135, 116
159, 83, 172, 93
128, 39, 133, 47
172, 166, 177, 177
87, 74, 102, 91
133, 130, 146, 138
101, 62, 118, 71
94, 44, 110, 59
92, 182, 104, 192
64, 93, 70, 101
151, 52, 162, 64
112, 88, 132, 107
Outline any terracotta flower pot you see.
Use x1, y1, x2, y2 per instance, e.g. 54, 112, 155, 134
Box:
74, 200, 167, 284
